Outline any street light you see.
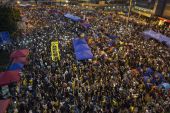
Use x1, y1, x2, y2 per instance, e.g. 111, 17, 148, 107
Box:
126, 0, 133, 26
17, 1, 21, 4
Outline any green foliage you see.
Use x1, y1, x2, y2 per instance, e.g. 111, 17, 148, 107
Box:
0, 7, 21, 34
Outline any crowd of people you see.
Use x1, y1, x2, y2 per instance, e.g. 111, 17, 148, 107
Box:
6, 5, 170, 113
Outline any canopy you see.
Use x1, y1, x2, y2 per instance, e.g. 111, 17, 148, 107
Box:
12, 57, 28, 64
159, 83, 170, 90
0, 32, 10, 45
64, 13, 81, 22
0, 99, 11, 113
143, 30, 170, 47
0, 71, 20, 86
74, 44, 90, 52
75, 50, 93, 60
10, 49, 29, 59
8, 63, 24, 71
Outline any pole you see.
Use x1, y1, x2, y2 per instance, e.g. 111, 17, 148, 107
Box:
126, 0, 132, 26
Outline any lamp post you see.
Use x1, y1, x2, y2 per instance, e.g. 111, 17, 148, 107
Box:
126, 0, 133, 26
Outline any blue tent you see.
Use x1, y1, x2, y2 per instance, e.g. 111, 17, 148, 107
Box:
64, 13, 81, 22
74, 44, 90, 52
75, 50, 93, 60
159, 83, 170, 90
8, 63, 24, 71
0, 32, 10, 45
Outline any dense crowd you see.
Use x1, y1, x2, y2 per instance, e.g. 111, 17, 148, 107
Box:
7, 5, 170, 113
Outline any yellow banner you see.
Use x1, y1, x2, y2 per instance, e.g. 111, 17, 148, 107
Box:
51, 41, 60, 61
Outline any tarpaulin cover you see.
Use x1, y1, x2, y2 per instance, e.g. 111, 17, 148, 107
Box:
0, 71, 20, 86
73, 38, 93, 60
10, 49, 29, 59
143, 30, 170, 47
143, 67, 154, 76
75, 50, 93, 60
8, 63, 24, 71
0, 99, 11, 113
12, 57, 28, 64
82, 23, 91, 29
0, 32, 10, 45
73, 38, 87, 47
106, 34, 119, 39
74, 44, 90, 52
64, 13, 81, 22
159, 83, 170, 90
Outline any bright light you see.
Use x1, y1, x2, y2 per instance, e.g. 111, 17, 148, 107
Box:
17, 1, 21, 4
66, 0, 69, 3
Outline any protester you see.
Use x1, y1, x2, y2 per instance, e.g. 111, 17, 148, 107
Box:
7, 5, 170, 113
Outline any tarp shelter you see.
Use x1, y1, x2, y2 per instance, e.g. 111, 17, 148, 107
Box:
143, 30, 170, 47
64, 13, 81, 22
10, 49, 29, 59
159, 83, 170, 90
12, 57, 28, 65
0, 32, 10, 45
8, 63, 24, 71
0, 71, 20, 86
0, 99, 11, 113
75, 50, 93, 60
74, 44, 91, 52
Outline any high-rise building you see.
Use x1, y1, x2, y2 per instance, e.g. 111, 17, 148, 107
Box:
132, 0, 170, 19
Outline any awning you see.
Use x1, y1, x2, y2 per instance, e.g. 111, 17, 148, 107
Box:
10, 49, 29, 59
0, 70, 20, 86
0, 99, 11, 113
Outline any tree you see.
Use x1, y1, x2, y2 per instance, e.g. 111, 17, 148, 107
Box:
0, 6, 21, 34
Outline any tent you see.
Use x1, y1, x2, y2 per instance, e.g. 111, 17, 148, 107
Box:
12, 57, 28, 64
64, 13, 81, 22
143, 30, 170, 47
0, 71, 20, 86
74, 44, 91, 52
75, 50, 93, 60
0, 32, 10, 45
159, 83, 170, 90
8, 63, 24, 71
0, 99, 11, 113
10, 49, 29, 59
